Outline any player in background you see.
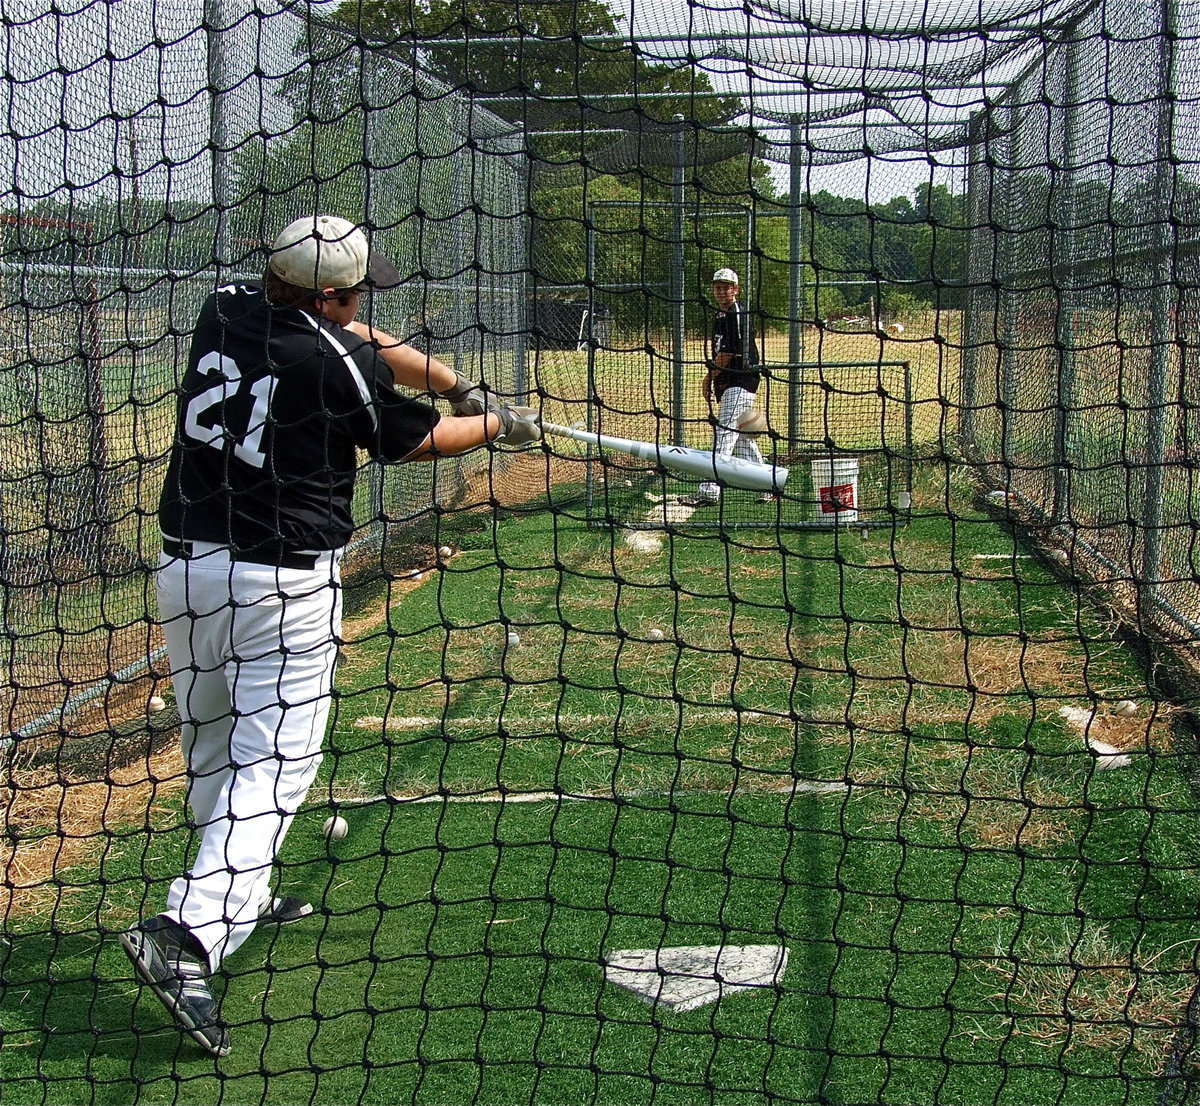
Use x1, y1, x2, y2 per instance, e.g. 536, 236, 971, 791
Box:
677, 267, 767, 507
120, 214, 540, 1057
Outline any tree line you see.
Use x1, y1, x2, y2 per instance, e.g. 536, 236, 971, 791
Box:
2, 0, 979, 337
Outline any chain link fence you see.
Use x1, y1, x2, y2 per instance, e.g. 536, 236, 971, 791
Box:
0, 5, 525, 742
960, 0, 1200, 644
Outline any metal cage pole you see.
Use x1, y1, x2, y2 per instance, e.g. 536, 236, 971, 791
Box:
672, 117, 687, 446
204, 0, 232, 275
363, 51, 386, 537
585, 202, 598, 516
999, 108, 1019, 481
960, 109, 992, 457
788, 116, 805, 445
1143, 0, 1180, 617
1051, 30, 1085, 525
514, 154, 530, 403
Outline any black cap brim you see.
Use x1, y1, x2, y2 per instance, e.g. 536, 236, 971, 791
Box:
364, 252, 402, 290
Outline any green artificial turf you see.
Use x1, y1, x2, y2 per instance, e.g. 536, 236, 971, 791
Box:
2, 461, 1197, 1104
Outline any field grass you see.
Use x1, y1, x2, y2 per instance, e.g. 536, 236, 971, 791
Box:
2, 457, 1199, 1104
3, 317, 954, 738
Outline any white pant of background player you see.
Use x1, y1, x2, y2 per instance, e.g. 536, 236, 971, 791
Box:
698, 386, 764, 501
156, 543, 341, 971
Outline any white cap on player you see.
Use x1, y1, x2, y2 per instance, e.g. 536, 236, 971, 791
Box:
269, 215, 401, 291
712, 267, 739, 285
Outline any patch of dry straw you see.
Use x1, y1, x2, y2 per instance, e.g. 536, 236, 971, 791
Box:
974, 927, 1197, 1061
2, 743, 185, 919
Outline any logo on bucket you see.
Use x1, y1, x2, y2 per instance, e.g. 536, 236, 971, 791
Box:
820, 482, 856, 514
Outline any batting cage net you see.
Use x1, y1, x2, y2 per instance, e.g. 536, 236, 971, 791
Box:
4, 0, 1200, 1102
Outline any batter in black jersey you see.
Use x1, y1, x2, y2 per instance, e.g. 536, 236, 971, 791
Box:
122, 215, 540, 1057
159, 282, 440, 556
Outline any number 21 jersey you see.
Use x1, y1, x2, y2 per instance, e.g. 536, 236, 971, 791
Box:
158, 284, 439, 556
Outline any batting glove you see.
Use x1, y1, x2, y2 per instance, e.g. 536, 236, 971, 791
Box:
494, 405, 542, 447
439, 371, 489, 416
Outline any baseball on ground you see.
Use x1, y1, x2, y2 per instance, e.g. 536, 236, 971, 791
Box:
647, 628, 665, 641
1113, 700, 1138, 717
507, 631, 521, 647
148, 695, 167, 713
323, 815, 348, 841
438, 546, 453, 558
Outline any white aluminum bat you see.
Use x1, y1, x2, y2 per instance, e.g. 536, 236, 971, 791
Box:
542, 423, 789, 493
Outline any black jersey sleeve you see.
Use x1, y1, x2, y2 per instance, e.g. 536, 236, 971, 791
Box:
312, 323, 441, 462
373, 380, 441, 462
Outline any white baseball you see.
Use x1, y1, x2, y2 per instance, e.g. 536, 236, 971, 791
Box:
647, 628, 665, 641
148, 695, 167, 713
1050, 549, 1069, 565
439, 546, 453, 559
323, 815, 348, 841
1114, 700, 1138, 718
507, 631, 521, 647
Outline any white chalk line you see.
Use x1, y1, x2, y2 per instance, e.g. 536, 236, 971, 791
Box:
352, 708, 798, 733
1057, 705, 1134, 769
329, 778, 851, 811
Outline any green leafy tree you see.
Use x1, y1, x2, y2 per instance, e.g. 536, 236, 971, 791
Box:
343, 1, 741, 129
797, 185, 968, 320
913, 182, 967, 307
228, 0, 778, 335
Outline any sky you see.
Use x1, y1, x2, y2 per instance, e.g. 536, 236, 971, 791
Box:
0, 0, 1004, 212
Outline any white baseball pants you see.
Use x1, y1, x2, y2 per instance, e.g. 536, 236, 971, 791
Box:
156, 543, 341, 971
699, 385, 764, 500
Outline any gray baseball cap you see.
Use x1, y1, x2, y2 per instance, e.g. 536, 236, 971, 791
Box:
269, 215, 401, 291
712, 267, 739, 285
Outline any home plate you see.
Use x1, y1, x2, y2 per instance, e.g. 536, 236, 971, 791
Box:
603, 945, 788, 1012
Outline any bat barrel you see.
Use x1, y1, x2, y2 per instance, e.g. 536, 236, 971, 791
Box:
543, 424, 788, 493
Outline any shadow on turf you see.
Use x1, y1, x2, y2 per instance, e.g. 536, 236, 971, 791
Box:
0, 928, 235, 1067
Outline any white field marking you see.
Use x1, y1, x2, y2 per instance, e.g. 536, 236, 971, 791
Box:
640, 492, 698, 523
1057, 705, 1132, 770
1059, 704, 1098, 729
1085, 737, 1132, 770
604, 945, 789, 1013
793, 780, 852, 795
624, 529, 664, 554
662, 503, 697, 523
971, 553, 1034, 560
353, 707, 800, 732
329, 778, 850, 810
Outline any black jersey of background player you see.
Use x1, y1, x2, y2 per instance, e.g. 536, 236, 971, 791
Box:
711, 300, 761, 399
159, 284, 440, 555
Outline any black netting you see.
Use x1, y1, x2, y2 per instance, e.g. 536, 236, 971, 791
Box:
3, 0, 1200, 1103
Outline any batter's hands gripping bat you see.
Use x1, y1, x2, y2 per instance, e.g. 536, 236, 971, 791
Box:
542, 423, 788, 494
